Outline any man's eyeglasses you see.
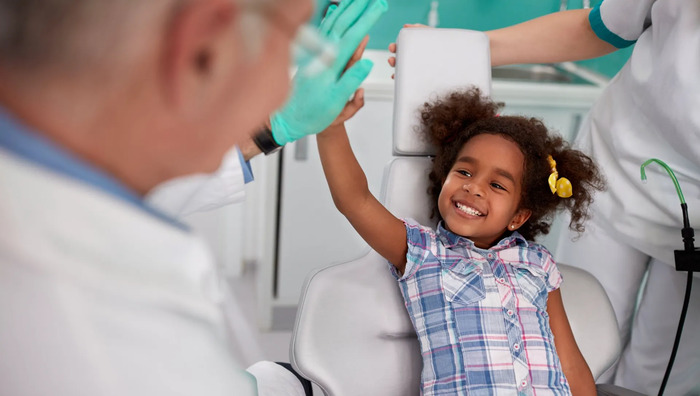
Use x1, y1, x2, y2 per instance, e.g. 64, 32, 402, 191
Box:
250, 2, 338, 76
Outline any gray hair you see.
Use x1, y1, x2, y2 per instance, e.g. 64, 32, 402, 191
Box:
0, 0, 282, 75
0, 0, 172, 73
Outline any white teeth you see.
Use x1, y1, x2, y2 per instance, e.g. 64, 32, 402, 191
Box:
456, 202, 483, 216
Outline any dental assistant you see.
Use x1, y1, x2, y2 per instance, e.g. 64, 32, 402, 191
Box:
0, 0, 386, 395
485, 0, 700, 393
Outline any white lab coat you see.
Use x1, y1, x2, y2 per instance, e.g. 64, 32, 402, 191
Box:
556, 0, 700, 393
146, 146, 248, 217
0, 149, 302, 395
577, 0, 700, 266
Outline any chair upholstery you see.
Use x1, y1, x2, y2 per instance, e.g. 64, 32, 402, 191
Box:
291, 250, 422, 396
291, 28, 621, 395
391, 28, 491, 156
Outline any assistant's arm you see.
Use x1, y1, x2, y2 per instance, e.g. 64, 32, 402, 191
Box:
317, 122, 408, 272
487, 9, 617, 67
547, 289, 597, 395
388, 8, 617, 70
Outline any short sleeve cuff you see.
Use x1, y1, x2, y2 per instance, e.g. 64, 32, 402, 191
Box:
395, 218, 435, 281
542, 253, 563, 292
589, 4, 637, 49
547, 268, 563, 292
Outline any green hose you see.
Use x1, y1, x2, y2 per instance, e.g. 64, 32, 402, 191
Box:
640, 158, 686, 205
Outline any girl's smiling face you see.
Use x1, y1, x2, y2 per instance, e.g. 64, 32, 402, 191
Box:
438, 133, 532, 248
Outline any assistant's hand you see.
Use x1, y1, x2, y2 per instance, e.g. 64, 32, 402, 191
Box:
270, 0, 388, 146
387, 23, 426, 79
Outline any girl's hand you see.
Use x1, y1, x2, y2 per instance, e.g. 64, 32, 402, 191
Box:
387, 23, 427, 79
327, 88, 365, 129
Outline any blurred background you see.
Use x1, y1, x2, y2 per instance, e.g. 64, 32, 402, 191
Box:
309, 0, 633, 78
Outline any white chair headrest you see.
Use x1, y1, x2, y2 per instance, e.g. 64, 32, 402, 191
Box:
392, 28, 492, 156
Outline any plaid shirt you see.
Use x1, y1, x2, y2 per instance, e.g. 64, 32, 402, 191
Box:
390, 219, 571, 396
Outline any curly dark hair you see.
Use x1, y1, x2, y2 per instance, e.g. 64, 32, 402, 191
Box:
421, 87, 605, 241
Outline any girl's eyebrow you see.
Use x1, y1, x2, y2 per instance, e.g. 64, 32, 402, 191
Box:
494, 168, 516, 184
456, 156, 516, 184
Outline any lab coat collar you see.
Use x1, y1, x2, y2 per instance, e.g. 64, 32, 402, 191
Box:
0, 150, 221, 301
0, 106, 186, 230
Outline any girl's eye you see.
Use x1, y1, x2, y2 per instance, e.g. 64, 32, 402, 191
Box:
457, 170, 471, 177
491, 182, 506, 191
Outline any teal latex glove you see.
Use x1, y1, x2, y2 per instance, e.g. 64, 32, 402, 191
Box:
270, 0, 388, 146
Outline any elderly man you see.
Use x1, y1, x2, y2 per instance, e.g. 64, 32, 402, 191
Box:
0, 0, 386, 395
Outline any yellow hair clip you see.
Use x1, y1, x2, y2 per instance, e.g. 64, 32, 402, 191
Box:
547, 155, 572, 198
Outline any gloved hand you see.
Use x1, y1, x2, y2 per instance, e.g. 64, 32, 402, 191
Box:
270, 0, 388, 146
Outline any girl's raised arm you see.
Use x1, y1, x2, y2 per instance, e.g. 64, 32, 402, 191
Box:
316, 121, 408, 272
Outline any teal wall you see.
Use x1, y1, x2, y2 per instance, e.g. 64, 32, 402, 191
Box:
312, 0, 633, 78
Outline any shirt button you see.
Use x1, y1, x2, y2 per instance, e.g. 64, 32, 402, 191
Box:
513, 343, 520, 350
487, 253, 494, 259
497, 277, 505, 284
507, 309, 514, 316
521, 380, 528, 387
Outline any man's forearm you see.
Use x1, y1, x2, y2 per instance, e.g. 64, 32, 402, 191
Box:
487, 9, 617, 67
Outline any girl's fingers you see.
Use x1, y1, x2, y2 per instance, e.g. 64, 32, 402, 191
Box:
331, 89, 365, 127
345, 35, 371, 72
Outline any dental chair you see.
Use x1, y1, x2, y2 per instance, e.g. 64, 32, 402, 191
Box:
291, 29, 631, 396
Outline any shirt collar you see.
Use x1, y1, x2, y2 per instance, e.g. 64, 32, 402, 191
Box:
436, 221, 529, 251
0, 106, 187, 230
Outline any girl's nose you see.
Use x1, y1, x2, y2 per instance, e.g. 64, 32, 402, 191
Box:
463, 183, 483, 197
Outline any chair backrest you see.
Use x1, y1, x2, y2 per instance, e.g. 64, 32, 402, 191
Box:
392, 28, 491, 156
291, 28, 620, 396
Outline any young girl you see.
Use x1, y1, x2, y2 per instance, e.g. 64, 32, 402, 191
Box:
317, 87, 605, 395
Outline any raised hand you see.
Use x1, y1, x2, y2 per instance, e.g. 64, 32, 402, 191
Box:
270, 0, 388, 146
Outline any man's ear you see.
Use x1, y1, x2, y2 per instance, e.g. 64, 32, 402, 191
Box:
508, 208, 532, 231
162, 0, 240, 111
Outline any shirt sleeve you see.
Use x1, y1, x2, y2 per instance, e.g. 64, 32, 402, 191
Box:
144, 146, 248, 217
389, 218, 435, 281
589, 0, 656, 48
539, 247, 563, 292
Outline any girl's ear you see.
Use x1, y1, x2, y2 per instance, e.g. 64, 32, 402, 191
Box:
508, 208, 532, 231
